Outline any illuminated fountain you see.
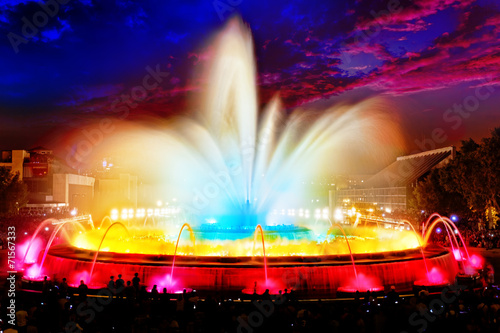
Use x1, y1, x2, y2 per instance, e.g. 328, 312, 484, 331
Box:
19, 19, 467, 295
422, 213, 484, 286
21, 215, 462, 294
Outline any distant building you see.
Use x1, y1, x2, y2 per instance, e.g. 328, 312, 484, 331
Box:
0, 149, 30, 179
0, 148, 95, 215
94, 173, 138, 211
330, 146, 456, 214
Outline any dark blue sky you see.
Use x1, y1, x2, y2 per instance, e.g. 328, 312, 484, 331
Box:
0, 0, 499, 152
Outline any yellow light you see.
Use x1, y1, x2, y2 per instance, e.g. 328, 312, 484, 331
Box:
68, 226, 421, 256
334, 208, 343, 221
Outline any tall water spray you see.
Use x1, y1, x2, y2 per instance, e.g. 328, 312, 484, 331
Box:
122, 18, 406, 230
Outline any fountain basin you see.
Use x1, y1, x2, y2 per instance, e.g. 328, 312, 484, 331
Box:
27, 244, 459, 295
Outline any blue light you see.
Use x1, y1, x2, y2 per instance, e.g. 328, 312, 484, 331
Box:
436, 227, 442, 234
451, 215, 458, 222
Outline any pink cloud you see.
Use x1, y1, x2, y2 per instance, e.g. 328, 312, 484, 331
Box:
357, 0, 475, 32
341, 42, 394, 62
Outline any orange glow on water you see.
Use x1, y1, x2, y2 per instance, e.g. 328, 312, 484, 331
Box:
69, 225, 421, 257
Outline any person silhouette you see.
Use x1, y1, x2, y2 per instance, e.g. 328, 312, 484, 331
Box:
78, 280, 88, 300
59, 277, 68, 298
116, 274, 125, 298
151, 285, 159, 301
124, 281, 135, 302
132, 272, 140, 292
108, 276, 115, 298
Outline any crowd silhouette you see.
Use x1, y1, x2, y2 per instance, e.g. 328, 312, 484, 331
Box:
2, 270, 500, 332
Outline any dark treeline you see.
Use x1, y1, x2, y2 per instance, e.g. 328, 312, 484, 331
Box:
413, 128, 500, 228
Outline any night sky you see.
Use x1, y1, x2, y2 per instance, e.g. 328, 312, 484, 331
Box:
0, 0, 499, 155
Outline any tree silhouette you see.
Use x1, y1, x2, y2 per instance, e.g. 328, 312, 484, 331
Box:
0, 167, 28, 216
414, 128, 500, 228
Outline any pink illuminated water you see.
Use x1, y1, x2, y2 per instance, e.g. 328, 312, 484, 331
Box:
337, 273, 383, 293
442, 216, 470, 261
417, 213, 481, 286
22, 218, 57, 264
324, 223, 359, 290
38, 246, 459, 293
23, 264, 41, 279
462, 253, 485, 275
17, 238, 43, 265
414, 266, 449, 286
468, 254, 484, 269
38, 223, 66, 276
424, 214, 471, 263
241, 278, 283, 295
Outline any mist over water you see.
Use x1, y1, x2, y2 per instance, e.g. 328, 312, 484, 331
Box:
54, 18, 405, 227
157, 18, 405, 226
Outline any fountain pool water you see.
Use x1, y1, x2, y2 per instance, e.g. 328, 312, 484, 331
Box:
19, 215, 462, 294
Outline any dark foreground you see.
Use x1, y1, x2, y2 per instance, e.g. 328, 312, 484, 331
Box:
2, 279, 500, 333
2, 247, 500, 332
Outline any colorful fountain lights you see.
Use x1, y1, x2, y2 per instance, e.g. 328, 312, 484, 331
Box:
19, 213, 472, 294
19, 19, 484, 295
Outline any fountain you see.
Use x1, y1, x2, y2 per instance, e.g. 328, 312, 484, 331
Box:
422, 213, 483, 286
22, 218, 57, 264
324, 224, 360, 292
88, 222, 130, 286
423, 215, 470, 262
98, 216, 113, 229
18, 19, 466, 296
169, 223, 196, 288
